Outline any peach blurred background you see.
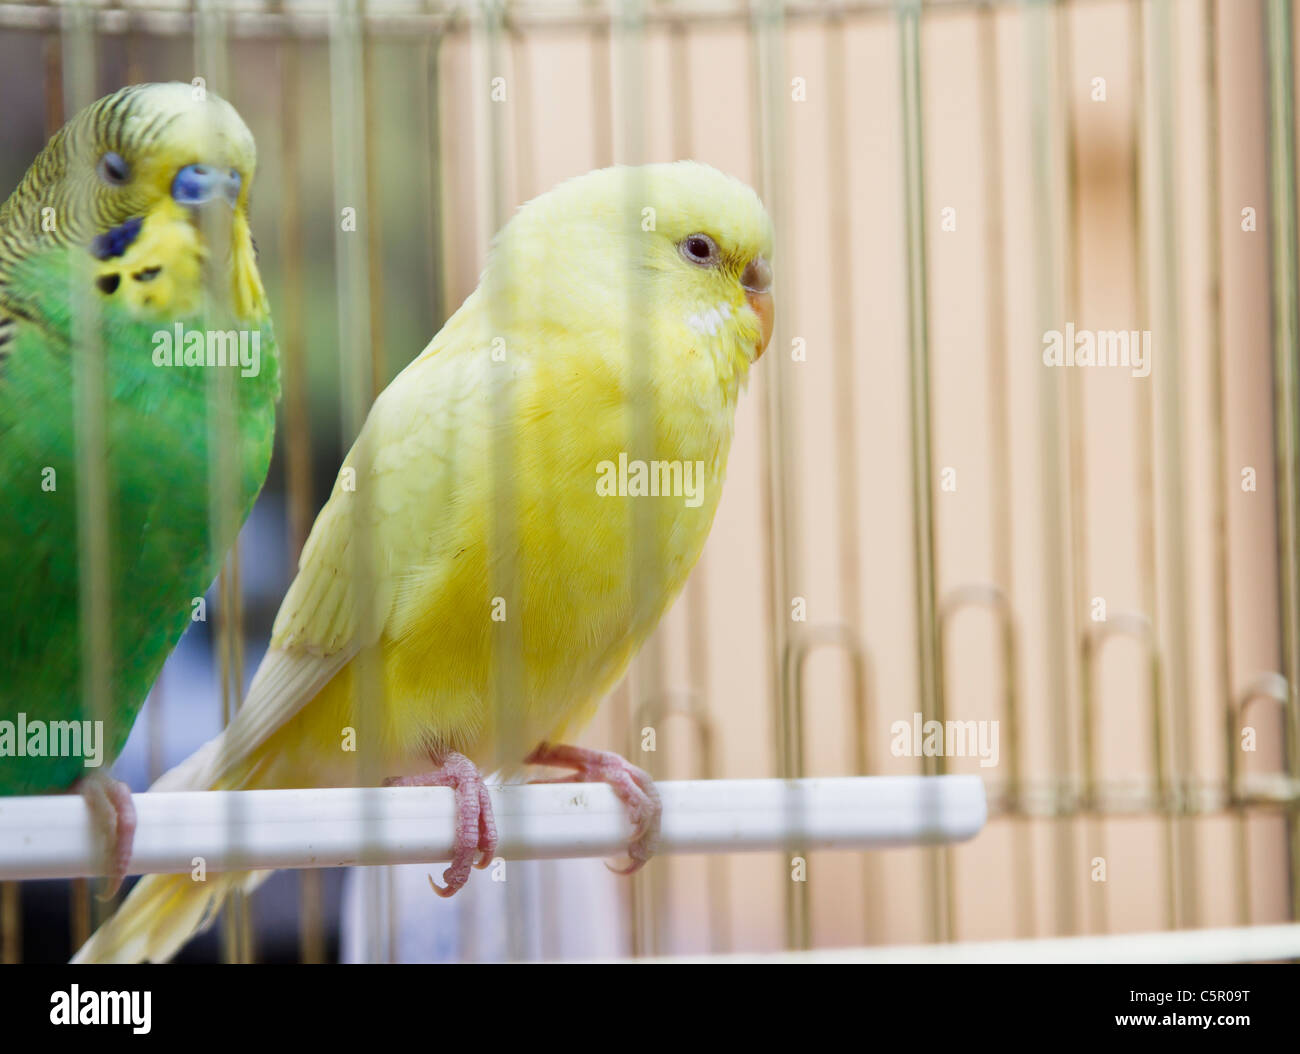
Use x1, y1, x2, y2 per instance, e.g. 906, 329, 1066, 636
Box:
0, 0, 1295, 959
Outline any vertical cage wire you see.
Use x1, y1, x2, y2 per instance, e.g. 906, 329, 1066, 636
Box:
272, 5, 326, 967
189, 0, 257, 967
61, 0, 113, 950
1026, 0, 1077, 940
751, 0, 810, 952
1264, 0, 1300, 924
1201, 0, 1235, 936
898, 0, 949, 943
1149, 0, 1197, 930
328, 0, 390, 963
0, 0, 1298, 963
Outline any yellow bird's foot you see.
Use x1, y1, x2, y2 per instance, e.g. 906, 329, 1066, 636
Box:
525, 743, 662, 874
384, 753, 498, 898
76, 772, 137, 899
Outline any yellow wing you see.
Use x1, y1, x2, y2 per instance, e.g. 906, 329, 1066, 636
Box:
163, 315, 494, 791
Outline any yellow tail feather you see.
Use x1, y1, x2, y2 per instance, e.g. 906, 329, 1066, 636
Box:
71, 870, 263, 964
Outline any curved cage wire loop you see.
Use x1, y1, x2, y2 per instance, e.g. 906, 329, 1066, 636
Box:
629, 689, 731, 955
1229, 673, 1294, 806
1080, 611, 1174, 932
937, 581, 1033, 938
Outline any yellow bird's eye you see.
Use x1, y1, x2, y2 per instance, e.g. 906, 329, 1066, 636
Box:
679, 232, 720, 267
97, 151, 131, 186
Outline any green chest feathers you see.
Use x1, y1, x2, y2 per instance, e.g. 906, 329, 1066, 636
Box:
0, 250, 279, 794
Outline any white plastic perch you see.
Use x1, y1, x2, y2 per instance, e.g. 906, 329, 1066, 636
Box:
0, 775, 986, 881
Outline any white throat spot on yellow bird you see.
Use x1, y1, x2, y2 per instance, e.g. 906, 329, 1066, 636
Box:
685, 300, 735, 337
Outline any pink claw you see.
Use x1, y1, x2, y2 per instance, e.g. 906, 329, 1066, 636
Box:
385, 752, 498, 897
77, 774, 137, 899
525, 743, 662, 873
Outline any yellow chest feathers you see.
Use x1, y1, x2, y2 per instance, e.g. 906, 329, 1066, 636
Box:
375, 333, 745, 767
91, 199, 266, 320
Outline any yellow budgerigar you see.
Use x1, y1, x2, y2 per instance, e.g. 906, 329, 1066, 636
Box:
74, 160, 774, 963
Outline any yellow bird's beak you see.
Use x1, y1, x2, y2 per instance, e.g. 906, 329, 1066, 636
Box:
743, 255, 774, 360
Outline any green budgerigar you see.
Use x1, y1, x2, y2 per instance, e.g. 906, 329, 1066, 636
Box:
0, 83, 279, 887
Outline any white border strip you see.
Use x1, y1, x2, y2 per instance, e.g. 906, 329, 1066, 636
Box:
646, 923, 1300, 964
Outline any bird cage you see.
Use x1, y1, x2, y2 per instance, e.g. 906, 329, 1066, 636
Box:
0, 0, 1297, 974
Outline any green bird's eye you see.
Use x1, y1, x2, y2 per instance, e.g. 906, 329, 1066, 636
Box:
679, 233, 720, 267
97, 151, 131, 186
